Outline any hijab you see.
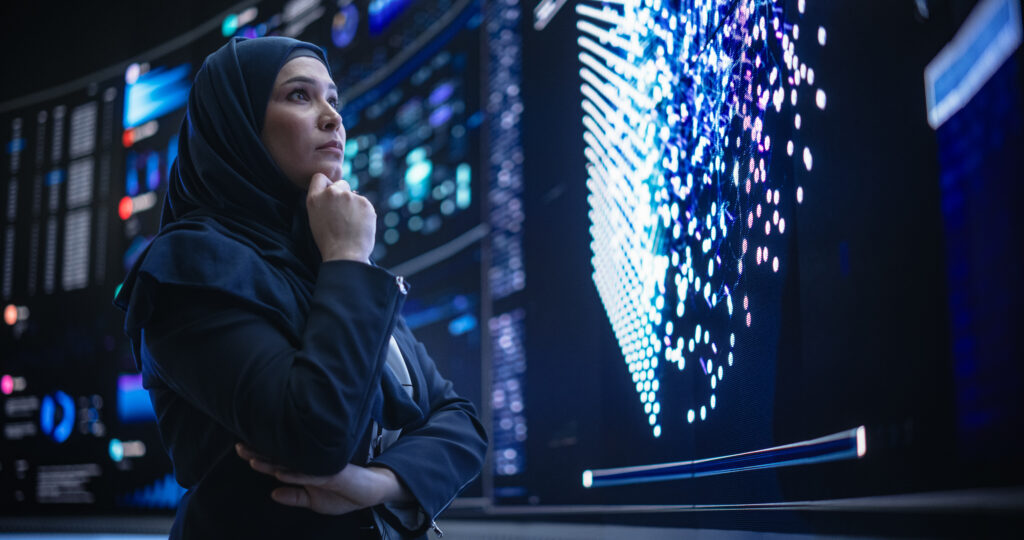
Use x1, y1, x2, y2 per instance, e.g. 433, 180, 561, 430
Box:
115, 36, 420, 431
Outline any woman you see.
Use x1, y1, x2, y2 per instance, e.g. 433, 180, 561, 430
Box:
115, 36, 487, 539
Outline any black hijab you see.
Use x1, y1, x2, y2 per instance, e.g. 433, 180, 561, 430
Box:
115, 36, 419, 430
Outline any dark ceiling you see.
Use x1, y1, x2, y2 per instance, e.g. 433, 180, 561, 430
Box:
0, 1, 239, 103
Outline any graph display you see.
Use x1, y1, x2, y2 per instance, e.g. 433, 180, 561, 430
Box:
0, 54, 186, 511
0, 0, 499, 512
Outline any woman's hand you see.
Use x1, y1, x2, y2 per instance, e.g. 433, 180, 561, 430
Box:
235, 443, 412, 515
305, 173, 376, 263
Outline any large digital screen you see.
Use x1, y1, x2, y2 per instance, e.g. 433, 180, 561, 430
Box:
508, 0, 1024, 521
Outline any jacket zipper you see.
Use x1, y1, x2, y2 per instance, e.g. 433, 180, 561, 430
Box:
360, 273, 408, 459
391, 273, 446, 539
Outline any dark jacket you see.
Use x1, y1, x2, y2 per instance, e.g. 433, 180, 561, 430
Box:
138, 260, 487, 538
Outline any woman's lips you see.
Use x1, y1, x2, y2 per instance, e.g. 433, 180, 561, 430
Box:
316, 141, 344, 155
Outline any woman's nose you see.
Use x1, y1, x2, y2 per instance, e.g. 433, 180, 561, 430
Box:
319, 105, 342, 132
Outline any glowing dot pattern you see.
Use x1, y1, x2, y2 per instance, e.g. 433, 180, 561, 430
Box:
577, 0, 825, 435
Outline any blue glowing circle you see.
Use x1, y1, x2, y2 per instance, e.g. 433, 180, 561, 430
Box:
39, 390, 75, 443
109, 438, 125, 462
39, 395, 54, 436
332, 5, 360, 49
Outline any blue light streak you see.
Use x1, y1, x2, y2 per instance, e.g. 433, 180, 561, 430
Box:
123, 64, 191, 129
117, 373, 156, 423
924, 0, 1022, 129
117, 473, 186, 509
369, 0, 413, 35
583, 426, 865, 488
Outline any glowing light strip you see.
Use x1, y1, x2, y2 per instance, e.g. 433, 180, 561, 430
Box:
583, 143, 640, 224
579, 68, 647, 134
533, 0, 569, 31
581, 114, 646, 187
576, 45, 651, 109
924, 0, 1022, 129
581, 83, 647, 154
387, 222, 490, 277
576, 41, 626, 77
578, 20, 644, 58
582, 426, 867, 488
580, 104, 631, 168
581, 109, 645, 180
576, 3, 628, 28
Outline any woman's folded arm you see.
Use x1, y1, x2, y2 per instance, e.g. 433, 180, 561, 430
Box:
370, 334, 488, 535
141, 260, 405, 474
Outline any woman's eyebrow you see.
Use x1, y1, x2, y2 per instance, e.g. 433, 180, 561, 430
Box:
281, 76, 337, 93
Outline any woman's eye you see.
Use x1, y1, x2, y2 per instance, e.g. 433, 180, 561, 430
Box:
288, 89, 309, 101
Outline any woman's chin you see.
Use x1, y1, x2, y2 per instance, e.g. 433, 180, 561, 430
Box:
318, 166, 344, 183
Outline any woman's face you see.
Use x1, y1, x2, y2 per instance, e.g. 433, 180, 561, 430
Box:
262, 56, 345, 190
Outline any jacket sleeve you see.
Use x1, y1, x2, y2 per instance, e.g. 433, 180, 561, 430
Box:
140, 260, 404, 475
369, 325, 489, 536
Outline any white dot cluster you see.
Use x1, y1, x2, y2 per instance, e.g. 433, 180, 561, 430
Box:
578, 0, 826, 435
